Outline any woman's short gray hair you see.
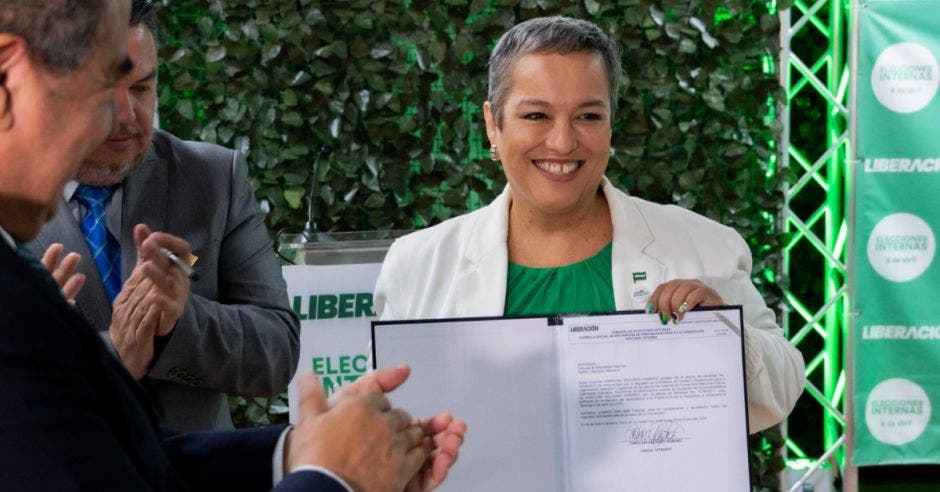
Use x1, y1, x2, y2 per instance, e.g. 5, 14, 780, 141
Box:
487, 16, 621, 126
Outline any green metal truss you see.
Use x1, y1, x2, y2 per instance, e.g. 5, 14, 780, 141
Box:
780, 0, 851, 488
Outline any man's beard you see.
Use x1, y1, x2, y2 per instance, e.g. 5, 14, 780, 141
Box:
74, 142, 150, 186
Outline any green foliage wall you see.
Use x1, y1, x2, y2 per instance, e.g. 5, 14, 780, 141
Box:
156, 0, 788, 488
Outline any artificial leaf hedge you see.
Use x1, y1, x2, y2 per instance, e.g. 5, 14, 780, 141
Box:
156, 0, 789, 487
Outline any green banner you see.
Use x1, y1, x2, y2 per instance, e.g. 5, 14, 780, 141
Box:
853, 0, 940, 465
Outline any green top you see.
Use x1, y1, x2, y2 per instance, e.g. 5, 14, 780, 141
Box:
504, 242, 616, 316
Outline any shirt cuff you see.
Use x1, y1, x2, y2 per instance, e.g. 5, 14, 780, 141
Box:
271, 425, 354, 492
290, 466, 354, 492
272, 425, 292, 485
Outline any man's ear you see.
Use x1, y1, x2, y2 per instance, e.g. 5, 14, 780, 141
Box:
0, 34, 28, 132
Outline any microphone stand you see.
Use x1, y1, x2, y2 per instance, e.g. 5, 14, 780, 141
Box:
303, 144, 332, 241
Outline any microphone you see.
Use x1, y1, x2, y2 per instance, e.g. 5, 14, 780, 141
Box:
304, 144, 333, 238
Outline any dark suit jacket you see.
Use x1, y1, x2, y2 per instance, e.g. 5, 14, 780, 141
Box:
0, 241, 344, 491
27, 130, 300, 430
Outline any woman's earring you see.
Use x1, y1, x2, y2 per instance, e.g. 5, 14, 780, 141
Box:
489, 145, 500, 162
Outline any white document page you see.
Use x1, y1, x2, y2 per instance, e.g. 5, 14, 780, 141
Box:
372, 317, 564, 492
372, 307, 749, 491
557, 308, 749, 491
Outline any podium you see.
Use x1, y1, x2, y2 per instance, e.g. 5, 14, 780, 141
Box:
278, 231, 406, 265
278, 231, 408, 422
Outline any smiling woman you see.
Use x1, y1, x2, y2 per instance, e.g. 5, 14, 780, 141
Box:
374, 16, 805, 436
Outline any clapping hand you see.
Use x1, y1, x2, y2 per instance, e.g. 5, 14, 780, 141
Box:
41, 243, 85, 305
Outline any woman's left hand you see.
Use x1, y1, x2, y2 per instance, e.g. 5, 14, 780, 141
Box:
647, 279, 724, 324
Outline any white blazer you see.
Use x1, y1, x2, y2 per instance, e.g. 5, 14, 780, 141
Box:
375, 177, 805, 433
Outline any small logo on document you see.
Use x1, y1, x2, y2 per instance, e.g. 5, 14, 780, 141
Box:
871, 42, 940, 113
865, 378, 931, 446
867, 213, 935, 282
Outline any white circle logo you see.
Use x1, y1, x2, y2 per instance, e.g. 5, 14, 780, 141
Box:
867, 213, 935, 282
871, 42, 940, 113
865, 378, 931, 446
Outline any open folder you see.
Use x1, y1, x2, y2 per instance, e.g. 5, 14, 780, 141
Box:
372, 306, 751, 492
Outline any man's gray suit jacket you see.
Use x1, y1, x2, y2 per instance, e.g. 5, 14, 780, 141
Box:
28, 129, 300, 430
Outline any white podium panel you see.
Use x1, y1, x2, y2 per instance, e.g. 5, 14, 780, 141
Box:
280, 231, 402, 422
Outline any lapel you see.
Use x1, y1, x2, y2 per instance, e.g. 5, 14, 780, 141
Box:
451, 179, 670, 315
453, 186, 511, 317
602, 178, 666, 311
120, 149, 167, 282
31, 200, 113, 331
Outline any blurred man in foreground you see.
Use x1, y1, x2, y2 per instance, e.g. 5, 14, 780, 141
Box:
0, 0, 464, 489
28, 0, 300, 432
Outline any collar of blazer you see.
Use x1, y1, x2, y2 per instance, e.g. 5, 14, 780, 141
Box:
121, 146, 168, 283
454, 176, 666, 317
32, 197, 112, 330
601, 177, 666, 311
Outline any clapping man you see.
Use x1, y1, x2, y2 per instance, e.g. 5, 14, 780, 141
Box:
28, 0, 299, 431
0, 0, 465, 489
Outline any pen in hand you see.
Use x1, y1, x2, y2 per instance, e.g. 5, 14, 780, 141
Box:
162, 248, 194, 278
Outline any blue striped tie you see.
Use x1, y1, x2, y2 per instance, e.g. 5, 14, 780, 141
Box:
74, 184, 121, 303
